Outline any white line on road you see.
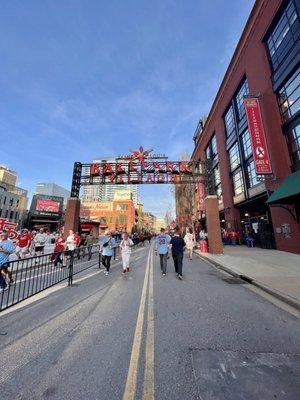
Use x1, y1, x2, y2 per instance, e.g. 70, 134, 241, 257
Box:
143, 248, 155, 400
122, 246, 152, 400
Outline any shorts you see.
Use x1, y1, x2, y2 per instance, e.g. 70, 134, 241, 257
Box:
15, 246, 29, 255
35, 245, 45, 252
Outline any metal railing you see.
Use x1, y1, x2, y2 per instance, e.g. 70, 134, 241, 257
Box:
0, 244, 104, 312
0, 239, 149, 312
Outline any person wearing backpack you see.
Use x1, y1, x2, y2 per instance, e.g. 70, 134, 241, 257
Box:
99, 231, 116, 276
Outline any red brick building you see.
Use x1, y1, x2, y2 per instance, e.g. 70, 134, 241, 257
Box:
80, 199, 136, 233
192, 0, 300, 253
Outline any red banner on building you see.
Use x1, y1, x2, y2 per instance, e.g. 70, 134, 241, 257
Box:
0, 218, 18, 240
244, 97, 272, 174
197, 180, 206, 211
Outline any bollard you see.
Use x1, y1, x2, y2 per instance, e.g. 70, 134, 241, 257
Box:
199, 240, 209, 253
68, 251, 74, 286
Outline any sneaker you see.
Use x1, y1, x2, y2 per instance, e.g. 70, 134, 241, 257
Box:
126, 267, 130, 272
162, 273, 166, 276
122, 269, 126, 274
178, 275, 183, 280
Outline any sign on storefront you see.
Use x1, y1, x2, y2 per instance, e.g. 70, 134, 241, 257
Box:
244, 97, 272, 174
0, 218, 18, 240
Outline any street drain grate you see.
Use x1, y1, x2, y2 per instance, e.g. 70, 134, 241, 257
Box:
222, 277, 248, 284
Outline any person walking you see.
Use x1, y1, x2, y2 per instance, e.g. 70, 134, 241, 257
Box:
155, 228, 171, 276
120, 232, 134, 274
0, 230, 14, 291
184, 228, 195, 260
33, 228, 47, 256
170, 228, 185, 280
99, 232, 116, 276
86, 232, 94, 261
66, 230, 76, 255
52, 234, 66, 267
15, 229, 32, 259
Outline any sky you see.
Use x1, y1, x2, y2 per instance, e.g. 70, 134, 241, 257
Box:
0, 0, 254, 218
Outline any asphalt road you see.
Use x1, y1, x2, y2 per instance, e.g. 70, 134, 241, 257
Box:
0, 242, 299, 400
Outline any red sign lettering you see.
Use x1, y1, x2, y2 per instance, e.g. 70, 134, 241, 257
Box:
91, 163, 101, 176
116, 163, 126, 174
103, 163, 114, 174
180, 161, 192, 174
146, 174, 154, 183
157, 174, 165, 183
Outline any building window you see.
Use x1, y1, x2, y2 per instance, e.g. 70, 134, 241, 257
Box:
286, 123, 300, 170
9, 210, 14, 220
278, 67, 300, 122
247, 159, 259, 187
205, 147, 210, 159
229, 142, 240, 171
216, 183, 222, 202
266, 0, 300, 71
232, 169, 244, 195
235, 80, 249, 120
5, 210, 8, 218
224, 106, 236, 139
241, 129, 253, 159
9, 198, 13, 207
213, 164, 221, 186
116, 204, 128, 211
3, 197, 6, 205
205, 134, 218, 162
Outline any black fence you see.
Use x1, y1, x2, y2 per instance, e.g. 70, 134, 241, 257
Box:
0, 244, 107, 312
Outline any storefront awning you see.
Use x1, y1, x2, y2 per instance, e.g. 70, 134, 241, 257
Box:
267, 171, 300, 205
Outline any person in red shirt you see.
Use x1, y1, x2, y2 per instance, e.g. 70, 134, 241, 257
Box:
15, 229, 33, 259
230, 230, 238, 245
52, 234, 66, 267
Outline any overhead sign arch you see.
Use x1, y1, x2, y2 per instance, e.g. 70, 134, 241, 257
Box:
70, 146, 214, 198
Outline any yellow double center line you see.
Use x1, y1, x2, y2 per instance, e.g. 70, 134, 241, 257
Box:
123, 247, 155, 400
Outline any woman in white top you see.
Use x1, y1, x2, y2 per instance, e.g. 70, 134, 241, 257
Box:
120, 232, 134, 274
66, 230, 76, 252
184, 228, 195, 260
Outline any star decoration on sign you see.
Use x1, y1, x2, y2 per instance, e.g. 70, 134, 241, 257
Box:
130, 146, 153, 162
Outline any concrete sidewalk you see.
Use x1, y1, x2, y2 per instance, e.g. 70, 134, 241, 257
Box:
195, 246, 300, 310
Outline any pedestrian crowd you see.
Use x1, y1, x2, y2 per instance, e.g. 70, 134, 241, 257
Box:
0, 225, 198, 292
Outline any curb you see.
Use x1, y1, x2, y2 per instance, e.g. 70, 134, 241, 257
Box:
194, 251, 300, 311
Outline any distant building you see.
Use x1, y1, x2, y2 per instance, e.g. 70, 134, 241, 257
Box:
28, 194, 64, 231
0, 166, 28, 228
82, 159, 139, 205
80, 198, 136, 233
35, 183, 70, 208
154, 217, 166, 232
142, 212, 156, 232
136, 203, 144, 231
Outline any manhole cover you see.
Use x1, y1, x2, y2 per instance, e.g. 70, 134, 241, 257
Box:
191, 350, 300, 400
222, 277, 248, 284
